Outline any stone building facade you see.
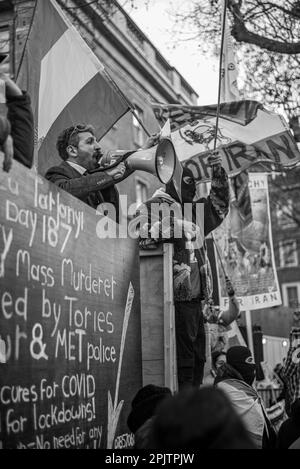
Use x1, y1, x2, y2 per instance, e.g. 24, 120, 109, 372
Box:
0, 0, 198, 205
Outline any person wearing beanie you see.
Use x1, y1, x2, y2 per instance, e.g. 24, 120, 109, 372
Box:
127, 384, 172, 449
215, 345, 276, 449
226, 346, 257, 385
137, 151, 229, 390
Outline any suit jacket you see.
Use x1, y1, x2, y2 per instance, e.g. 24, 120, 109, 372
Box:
45, 161, 120, 219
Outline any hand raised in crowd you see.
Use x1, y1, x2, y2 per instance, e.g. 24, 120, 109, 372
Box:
293, 309, 300, 328
225, 276, 235, 297
0, 116, 13, 173
207, 149, 222, 167
0, 73, 23, 173
106, 161, 127, 181
141, 132, 160, 150
0, 72, 22, 97
2, 133, 13, 172
176, 218, 201, 240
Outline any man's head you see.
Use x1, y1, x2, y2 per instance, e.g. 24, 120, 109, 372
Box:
127, 384, 172, 434
226, 346, 256, 385
56, 124, 103, 171
166, 166, 196, 203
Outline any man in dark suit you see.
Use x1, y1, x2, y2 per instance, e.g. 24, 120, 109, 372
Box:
45, 124, 157, 219
45, 124, 126, 214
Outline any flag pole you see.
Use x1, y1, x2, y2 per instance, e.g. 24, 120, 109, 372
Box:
102, 69, 151, 137
211, 234, 229, 280
245, 309, 254, 356
213, 0, 228, 151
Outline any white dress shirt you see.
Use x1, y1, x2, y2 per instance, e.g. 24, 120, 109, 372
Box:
66, 161, 86, 175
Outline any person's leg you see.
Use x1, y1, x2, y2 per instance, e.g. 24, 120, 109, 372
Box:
175, 301, 201, 390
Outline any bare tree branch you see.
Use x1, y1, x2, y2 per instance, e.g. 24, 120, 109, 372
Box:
228, 0, 300, 54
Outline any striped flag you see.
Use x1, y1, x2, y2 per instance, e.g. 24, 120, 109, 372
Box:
17, 0, 129, 174
152, 100, 300, 183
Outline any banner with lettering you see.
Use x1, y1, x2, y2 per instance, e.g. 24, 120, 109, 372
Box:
213, 173, 281, 311
0, 158, 142, 449
152, 101, 300, 183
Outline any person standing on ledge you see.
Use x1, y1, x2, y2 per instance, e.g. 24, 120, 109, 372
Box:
45, 124, 158, 218
138, 150, 230, 390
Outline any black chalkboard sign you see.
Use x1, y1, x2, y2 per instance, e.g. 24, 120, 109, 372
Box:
0, 159, 142, 449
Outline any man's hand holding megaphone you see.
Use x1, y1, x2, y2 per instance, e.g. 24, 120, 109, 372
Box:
106, 132, 160, 181
96, 130, 174, 184
141, 133, 161, 150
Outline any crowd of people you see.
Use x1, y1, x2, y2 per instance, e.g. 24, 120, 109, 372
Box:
127, 320, 300, 449
1, 68, 300, 451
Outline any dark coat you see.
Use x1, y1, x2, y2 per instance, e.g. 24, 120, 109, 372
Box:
138, 165, 229, 302
7, 91, 34, 168
277, 399, 300, 449
45, 161, 120, 215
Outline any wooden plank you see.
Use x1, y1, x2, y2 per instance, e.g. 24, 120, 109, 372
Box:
140, 248, 164, 386
140, 244, 177, 392
163, 244, 177, 392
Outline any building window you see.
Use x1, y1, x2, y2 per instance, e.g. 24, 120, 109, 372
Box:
132, 105, 145, 148
276, 199, 297, 229
282, 282, 300, 309
135, 178, 148, 206
279, 240, 298, 267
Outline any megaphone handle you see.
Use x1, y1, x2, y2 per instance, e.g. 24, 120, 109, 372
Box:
88, 152, 132, 174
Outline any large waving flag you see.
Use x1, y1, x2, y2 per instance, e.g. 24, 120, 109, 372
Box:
152, 100, 300, 183
17, 0, 129, 174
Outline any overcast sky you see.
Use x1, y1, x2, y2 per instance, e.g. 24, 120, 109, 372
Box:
122, 0, 219, 105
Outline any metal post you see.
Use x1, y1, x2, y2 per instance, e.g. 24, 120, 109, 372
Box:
245, 310, 254, 357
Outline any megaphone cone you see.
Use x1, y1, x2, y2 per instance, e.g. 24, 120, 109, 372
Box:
100, 138, 176, 184
126, 138, 175, 184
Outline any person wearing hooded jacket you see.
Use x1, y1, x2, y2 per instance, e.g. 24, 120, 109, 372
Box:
137, 152, 229, 390
215, 345, 276, 449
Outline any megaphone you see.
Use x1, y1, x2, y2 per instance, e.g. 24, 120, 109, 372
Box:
100, 137, 176, 184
